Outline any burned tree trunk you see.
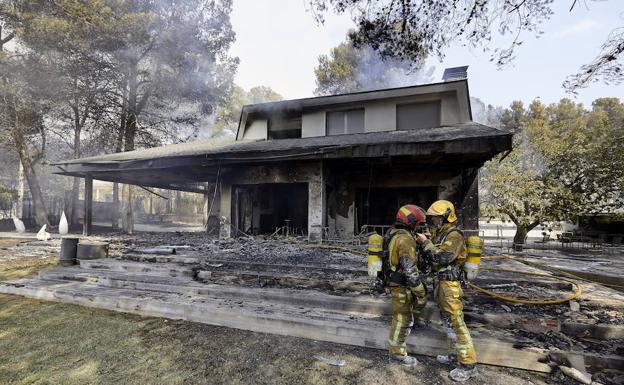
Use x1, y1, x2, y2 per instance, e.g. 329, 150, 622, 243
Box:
11, 121, 50, 228
69, 102, 82, 227
119, 60, 150, 234
111, 81, 127, 230
121, 183, 134, 235
15, 160, 25, 219
120, 65, 138, 234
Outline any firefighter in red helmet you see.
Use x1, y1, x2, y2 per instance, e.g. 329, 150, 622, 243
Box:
385, 204, 427, 367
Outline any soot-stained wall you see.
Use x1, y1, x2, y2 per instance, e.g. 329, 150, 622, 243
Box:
324, 163, 479, 238
218, 161, 326, 241
217, 159, 479, 240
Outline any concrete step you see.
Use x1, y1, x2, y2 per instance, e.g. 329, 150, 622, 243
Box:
121, 253, 201, 265
0, 277, 378, 327
39, 267, 395, 317
119, 254, 368, 277
196, 268, 371, 293
0, 277, 574, 373
79, 259, 195, 277
76, 258, 370, 293
198, 259, 367, 276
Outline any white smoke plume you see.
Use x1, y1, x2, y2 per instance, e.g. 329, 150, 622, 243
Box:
354, 46, 435, 91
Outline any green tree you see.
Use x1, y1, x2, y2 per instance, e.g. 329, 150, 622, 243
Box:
0, 1, 54, 227
0, 52, 52, 227
2, 0, 238, 233
101, 0, 237, 233
14, 1, 117, 225
481, 98, 624, 244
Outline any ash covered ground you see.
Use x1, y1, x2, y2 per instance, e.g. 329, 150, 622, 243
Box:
1, 231, 623, 384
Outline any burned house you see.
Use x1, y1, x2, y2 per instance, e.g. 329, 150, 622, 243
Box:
53, 76, 512, 241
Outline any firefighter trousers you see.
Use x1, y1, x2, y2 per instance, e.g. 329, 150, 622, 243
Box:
388, 284, 427, 357
435, 280, 477, 365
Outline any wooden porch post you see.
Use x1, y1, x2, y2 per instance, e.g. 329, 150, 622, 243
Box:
83, 176, 93, 236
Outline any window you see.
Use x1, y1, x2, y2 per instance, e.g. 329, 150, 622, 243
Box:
268, 115, 302, 139
396, 101, 441, 130
326, 109, 365, 135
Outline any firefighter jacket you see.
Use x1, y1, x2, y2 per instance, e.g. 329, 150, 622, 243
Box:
422, 223, 467, 281
387, 227, 421, 287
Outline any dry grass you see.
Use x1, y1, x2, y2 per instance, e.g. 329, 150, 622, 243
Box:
0, 295, 193, 384
0, 256, 57, 281
0, 239, 58, 281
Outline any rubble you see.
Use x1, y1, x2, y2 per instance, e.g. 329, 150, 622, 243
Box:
570, 301, 581, 312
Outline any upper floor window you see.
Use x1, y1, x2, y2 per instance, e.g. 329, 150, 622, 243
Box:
396, 101, 441, 130
326, 108, 364, 135
268, 115, 302, 139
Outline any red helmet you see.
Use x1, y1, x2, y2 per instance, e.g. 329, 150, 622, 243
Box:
396, 205, 426, 228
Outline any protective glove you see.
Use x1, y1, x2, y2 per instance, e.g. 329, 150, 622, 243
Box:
399, 256, 421, 287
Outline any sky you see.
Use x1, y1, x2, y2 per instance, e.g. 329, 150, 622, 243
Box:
229, 0, 624, 109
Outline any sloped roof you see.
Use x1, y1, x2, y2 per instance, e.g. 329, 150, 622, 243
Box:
55, 122, 506, 165
51, 122, 511, 193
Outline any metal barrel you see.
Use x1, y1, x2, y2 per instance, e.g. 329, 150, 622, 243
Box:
60, 237, 80, 266
76, 241, 109, 260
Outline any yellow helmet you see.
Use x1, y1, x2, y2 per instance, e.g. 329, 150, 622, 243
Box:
426, 200, 457, 223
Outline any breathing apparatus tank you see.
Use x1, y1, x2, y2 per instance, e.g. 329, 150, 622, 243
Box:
464, 235, 483, 280
367, 233, 384, 277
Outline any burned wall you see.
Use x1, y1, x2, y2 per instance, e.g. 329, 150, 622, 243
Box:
218, 161, 326, 241
325, 162, 480, 238
217, 158, 480, 241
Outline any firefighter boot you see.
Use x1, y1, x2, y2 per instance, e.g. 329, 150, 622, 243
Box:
449, 364, 478, 382
389, 354, 419, 368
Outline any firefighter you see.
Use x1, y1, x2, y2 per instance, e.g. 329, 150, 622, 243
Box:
415, 200, 478, 382
386, 204, 428, 367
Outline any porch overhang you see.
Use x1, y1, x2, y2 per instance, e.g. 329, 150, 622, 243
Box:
51, 122, 511, 193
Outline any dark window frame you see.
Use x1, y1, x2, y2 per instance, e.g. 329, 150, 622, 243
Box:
268, 114, 302, 140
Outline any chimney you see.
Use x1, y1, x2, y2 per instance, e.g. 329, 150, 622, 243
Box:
442, 66, 469, 82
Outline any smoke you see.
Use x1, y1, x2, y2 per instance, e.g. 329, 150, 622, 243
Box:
471, 97, 488, 125
354, 46, 435, 91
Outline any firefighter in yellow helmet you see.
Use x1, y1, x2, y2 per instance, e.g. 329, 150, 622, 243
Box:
415, 200, 478, 382
386, 204, 428, 367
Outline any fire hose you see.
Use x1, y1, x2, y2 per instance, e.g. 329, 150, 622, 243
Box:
468, 255, 583, 305
293, 240, 592, 305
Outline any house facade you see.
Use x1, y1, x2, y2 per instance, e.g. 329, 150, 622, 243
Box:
219, 79, 509, 240
53, 77, 512, 241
